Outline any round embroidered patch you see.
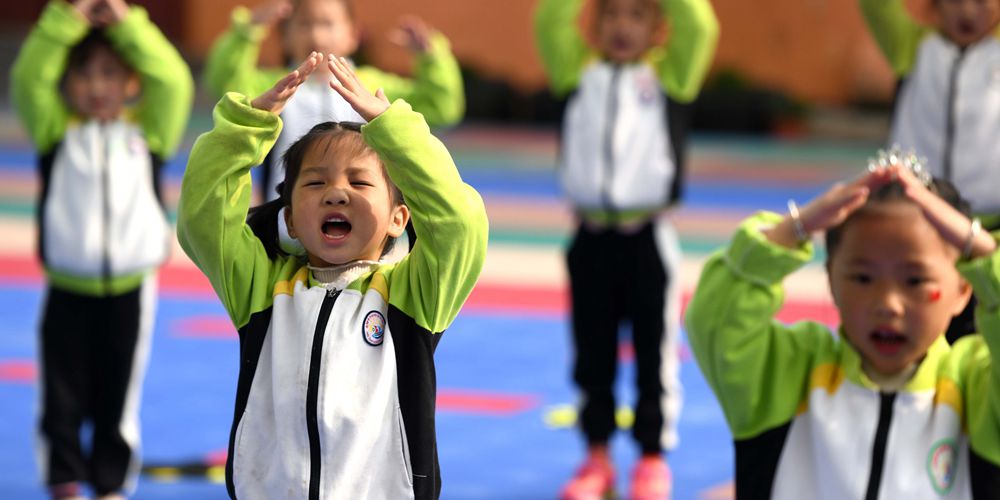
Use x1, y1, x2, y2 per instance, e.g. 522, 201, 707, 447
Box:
363, 311, 386, 346
926, 438, 958, 494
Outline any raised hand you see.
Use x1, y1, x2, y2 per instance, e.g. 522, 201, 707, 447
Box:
89, 0, 129, 27
251, 52, 323, 114
388, 15, 432, 54
251, 0, 292, 28
764, 168, 890, 249
73, 0, 103, 25
893, 164, 997, 259
327, 54, 390, 122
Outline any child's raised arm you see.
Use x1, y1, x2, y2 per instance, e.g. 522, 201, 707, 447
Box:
533, 0, 591, 97
178, 53, 323, 328
329, 54, 488, 334
10, 0, 91, 153
203, 0, 290, 99
654, 0, 720, 103
356, 16, 465, 127
685, 169, 888, 438
892, 164, 1000, 470
101, 0, 194, 157
858, 0, 928, 76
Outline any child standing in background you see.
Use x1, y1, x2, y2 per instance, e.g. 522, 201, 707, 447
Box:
860, 0, 1000, 340
178, 53, 487, 499
9, 0, 193, 497
685, 156, 1000, 498
534, 0, 718, 498
204, 0, 465, 202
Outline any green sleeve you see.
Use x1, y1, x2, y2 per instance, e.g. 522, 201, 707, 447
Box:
684, 212, 836, 439
361, 100, 488, 333
955, 243, 1000, 466
533, 0, 591, 97
355, 33, 465, 127
858, 0, 928, 76
9, 0, 88, 153
203, 7, 286, 99
650, 0, 720, 103
105, 6, 193, 157
177, 93, 296, 328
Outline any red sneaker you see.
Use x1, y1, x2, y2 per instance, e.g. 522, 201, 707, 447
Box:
560, 454, 616, 500
629, 456, 672, 500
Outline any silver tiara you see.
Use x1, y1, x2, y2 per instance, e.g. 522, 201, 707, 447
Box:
866, 145, 932, 187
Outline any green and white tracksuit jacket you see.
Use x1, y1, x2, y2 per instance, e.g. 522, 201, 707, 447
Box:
10, 0, 193, 296
203, 6, 465, 201
860, 0, 1000, 218
534, 0, 718, 225
177, 94, 488, 500
685, 212, 1000, 499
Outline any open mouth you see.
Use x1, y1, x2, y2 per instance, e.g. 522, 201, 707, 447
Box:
958, 20, 976, 36
321, 216, 352, 240
870, 328, 906, 356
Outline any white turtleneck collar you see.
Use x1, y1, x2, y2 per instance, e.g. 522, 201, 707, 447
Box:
308, 260, 379, 290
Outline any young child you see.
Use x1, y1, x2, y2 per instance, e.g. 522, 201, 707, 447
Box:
534, 0, 718, 497
177, 52, 487, 499
860, 0, 1000, 340
204, 0, 465, 202
685, 154, 1000, 498
9, 0, 193, 498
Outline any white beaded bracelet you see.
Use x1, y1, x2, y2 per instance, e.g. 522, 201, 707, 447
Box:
963, 217, 982, 260
787, 200, 810, 243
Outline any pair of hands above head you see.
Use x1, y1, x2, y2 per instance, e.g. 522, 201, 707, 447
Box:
251, 51, 390, 122
74, 0, 129, 27
765, 164, 998, 260
250, 0, 435, 54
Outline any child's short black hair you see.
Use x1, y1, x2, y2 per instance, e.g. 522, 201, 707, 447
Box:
247, 121, 405, 260
824, 177, 971, 261
64, 29, 132, 76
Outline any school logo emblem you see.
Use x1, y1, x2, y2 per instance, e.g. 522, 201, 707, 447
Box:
363, 311, 386, 346
926, 439, 958, 494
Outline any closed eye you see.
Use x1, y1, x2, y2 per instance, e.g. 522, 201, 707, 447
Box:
848, 273, 871, 284
906, 276, 930, 286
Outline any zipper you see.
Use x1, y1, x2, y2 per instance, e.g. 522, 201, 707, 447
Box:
307, 287, 340, 500
602, 65, 622, 225
943, 48, 966, 183
863, 392, 896, 500
99, 125, 112, 294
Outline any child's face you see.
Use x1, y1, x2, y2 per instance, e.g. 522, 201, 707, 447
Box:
937, 0, 1000, 48
596, 0, 659, 64
285, 137, 408, 267
64, 47, 136, 122
827, 201, 971, 377
285, 0, 359, 64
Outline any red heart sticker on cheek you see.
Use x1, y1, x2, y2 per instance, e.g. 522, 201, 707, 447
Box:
928, 289, 942, 303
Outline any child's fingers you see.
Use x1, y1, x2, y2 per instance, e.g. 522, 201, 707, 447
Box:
293, 52, 322, 83
332, 55, 362, 87
375, 88, 389, 105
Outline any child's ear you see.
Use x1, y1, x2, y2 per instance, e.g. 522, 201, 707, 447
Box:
125, 74, 140, 101
284, 206, 297, 239
387, 204, 410, 238
951, 278, 973, 317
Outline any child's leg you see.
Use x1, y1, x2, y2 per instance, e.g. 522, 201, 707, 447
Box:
626, 219, 682, 455
37, 286, 94, 492
567, 224, 624, 447
88, 277, 156, 496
